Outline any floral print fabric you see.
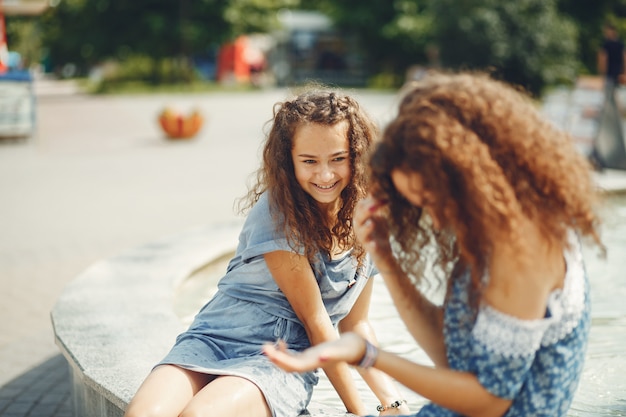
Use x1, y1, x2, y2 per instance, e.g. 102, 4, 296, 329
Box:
415, 231, 590, 416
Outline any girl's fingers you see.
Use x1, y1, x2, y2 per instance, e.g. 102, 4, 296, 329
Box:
355, 207, 380, 242
355, 213, 390, 254
353, 201, 370, 227
263, 337, 362, 373
263, 342, 324, 372
262, 343, 304, 372
354, 196, 378, 222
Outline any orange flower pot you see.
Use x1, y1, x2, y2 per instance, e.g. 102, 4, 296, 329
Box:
158, 108, 204, 139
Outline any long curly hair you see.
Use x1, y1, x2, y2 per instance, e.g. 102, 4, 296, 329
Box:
239, 88, 377, 266
370, 72, 604, 291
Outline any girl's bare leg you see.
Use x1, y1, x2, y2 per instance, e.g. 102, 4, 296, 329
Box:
124, 365, 214, 417
180, 375, 272, 417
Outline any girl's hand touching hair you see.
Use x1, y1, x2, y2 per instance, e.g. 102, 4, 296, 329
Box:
354, 195, 393, 267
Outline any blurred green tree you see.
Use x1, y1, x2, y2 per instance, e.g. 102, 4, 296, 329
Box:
225, 0, 300, 35
309, 0, 434, 84
37, 0, 230, 82
5, 18, 43, 69
431, 0, 578, 96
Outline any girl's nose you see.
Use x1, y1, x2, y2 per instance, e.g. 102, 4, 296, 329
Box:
319, 165, 334, 182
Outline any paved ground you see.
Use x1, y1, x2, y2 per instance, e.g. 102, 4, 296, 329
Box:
1, 77, 624, 417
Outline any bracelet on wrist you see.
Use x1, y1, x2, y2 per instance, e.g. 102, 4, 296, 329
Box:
377, 399, 407, 412
356, 339, 378, 368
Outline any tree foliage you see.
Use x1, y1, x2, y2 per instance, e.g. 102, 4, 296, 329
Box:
431, 0, 578, 96
36, 0, 230, 81
5, 17, 42, 68
225, 0, 300, 35
309, 0, 433, 74
4, 0, 625, 92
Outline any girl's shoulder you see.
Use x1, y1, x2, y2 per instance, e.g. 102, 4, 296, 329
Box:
247, 191, 269, 213
240, 192, 295, 249
249, 191, 286, 215
243, 193, 276, 230
245, 192, 281, 226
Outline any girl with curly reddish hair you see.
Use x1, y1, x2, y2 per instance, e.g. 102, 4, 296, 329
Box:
264, 73, 605, 417
124, 89, 409, 417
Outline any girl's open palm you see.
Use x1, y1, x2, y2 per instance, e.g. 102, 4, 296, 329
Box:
263, 333, 365, 373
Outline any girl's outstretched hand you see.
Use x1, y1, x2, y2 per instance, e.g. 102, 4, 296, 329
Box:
263, 333, 366, 373
264, 335, 412, 417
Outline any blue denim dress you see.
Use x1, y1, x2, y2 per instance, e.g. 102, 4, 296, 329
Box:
413, 231, 590, 416
158, 192, 375, 417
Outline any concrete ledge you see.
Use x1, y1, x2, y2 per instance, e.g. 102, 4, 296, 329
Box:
51, 222, 242, 417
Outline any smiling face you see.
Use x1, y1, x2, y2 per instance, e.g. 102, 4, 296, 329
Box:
292, 121, 351, 209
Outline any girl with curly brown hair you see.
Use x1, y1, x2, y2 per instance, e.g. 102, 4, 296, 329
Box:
124, 89, 409, 417
264, 73, 605, 417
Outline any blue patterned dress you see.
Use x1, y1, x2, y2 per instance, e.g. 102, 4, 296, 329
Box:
414, 231, 590, 416
157, 192, 376, 417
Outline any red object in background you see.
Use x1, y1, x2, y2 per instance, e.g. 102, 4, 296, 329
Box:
216, 36, 250, 83
0, 8, 8, 73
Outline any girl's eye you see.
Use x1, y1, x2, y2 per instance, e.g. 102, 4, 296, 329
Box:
302, 159, 316, 164
333, 156, 347, 162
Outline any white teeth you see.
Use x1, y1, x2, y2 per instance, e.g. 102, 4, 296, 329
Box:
316, 182, 337, 189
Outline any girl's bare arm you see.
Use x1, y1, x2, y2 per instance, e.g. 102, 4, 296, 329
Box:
264, 250, 366, 416
353, 197, 446, 366
263, 332, 511, 417
339, 277, 411, 415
